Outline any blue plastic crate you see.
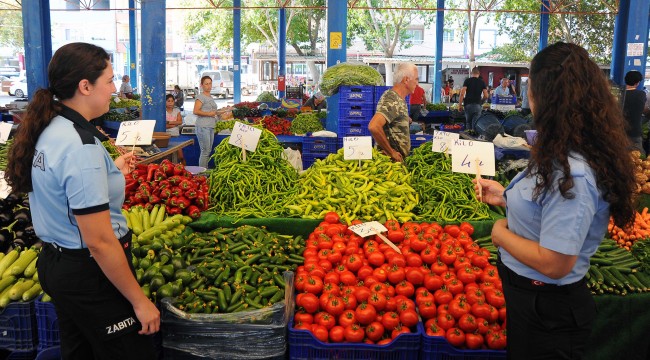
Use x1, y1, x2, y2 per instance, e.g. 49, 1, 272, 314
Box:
410, 134, 433, 149
302, 152, 331, 169
491, 95, 517, 105
35, 295, 59, 351
302, 137, 339, 155
288, 319, 420, 360
0, 300, 37, 351
338, 120, 371, 137
419, 323, 506, 360
339, 85, 375, 103
374, 86, 392, 101
494, 146, 530, 160
35, 346, 60, 360
339, 102, 375, 121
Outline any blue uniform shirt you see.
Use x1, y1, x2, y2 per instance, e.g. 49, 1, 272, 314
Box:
500, 153, 609, 285
29, 105, 129, 249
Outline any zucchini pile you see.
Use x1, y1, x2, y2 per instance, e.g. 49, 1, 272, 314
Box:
588, 239, 650, 295
0, 247, 43, 307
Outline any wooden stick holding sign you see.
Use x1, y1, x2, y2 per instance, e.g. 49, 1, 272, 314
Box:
475, 157, 483, 201
348, 221, 402, 254
372, 227, 402, 254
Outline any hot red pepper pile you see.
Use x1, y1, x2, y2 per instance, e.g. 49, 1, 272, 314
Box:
293, 213, 507, 350
124, 159, 209, 219
259, 115, 292, 135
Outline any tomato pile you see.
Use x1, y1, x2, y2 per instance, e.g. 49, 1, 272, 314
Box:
293, 213, 507, 350
440, 123, 464, 132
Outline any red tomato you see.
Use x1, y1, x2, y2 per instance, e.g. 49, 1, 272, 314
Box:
486, 330, 507, 350
485, 289, 506, 308
381, 311, 400, 331
471, 254, 490, 269
415, 288, 434, 304
310, 324, 329, 342
444, 225, 461, 238
456, 266, 477, 285
339, 270, 357, 286
423, 272, 444, 292
445, 327, 466, 347
448, 298, 470, 319
341, 294, 358, 311
298, 292, 319, 313
481, 266, 501, 284
365, 321, 385, 342
418, 301, 437, 320
294, 310, 314, 325
377, 338, 393, 345
471, 301, 492, 320
372, 267, 388, 283
405, 267, 425, 286
386, 229, 405, 243
343, 324, 365, 343
465, 289, 485, 305
457, 313, 478, 333
353, 286, 372, 303
367, 251, 386, 267
391, 325, 411, 339
315, 312, 336, 330
476, 317, 490, 334
459, 222, 474, 236
420, 246, 438, 265
388, 254, 407, 268
384, 219, 400, 231
395, 281, 415, 298
405, 253, 423, 267
338, 309, 357, 328
436, 313, 456, 330
345, 254, 363, 273
409, 236, 428, 252
465, 332, 484, 349
328, 325, 345, 343
325, 297, 345, 317
445, 278, 465, 295
439, 246, 457, 265
499, 306, 507, 322
294, 321, 311, 330
324, 212, 341, 224
399, 309, 419, 328
387, 265, 406, 285
433, 288, 453, 305
368, 292, 388, 312
323, 271, 340, 285
304, 275, 324, 294
356, 265, 374, 281
355, 303, 377, 325
424, 319, 446, 337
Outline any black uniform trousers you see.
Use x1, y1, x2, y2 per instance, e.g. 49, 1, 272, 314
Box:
496, 258, 596, 360
38, 231, 155, 360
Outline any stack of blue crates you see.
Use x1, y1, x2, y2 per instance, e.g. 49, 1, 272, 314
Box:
302, 137, 339, 169
338, 85, 376, 137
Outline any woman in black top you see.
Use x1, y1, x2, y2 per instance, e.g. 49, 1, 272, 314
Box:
623, 70, 647, 156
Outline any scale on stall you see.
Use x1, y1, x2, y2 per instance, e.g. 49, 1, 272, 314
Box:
180, 125, 196, 135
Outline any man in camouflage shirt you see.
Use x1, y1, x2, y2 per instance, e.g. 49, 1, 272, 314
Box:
368, 63, 417, 162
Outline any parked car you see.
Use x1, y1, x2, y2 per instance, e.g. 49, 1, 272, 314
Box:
196, 70, 234, 98
0, 76, 15, 94
9, 78, 27, 98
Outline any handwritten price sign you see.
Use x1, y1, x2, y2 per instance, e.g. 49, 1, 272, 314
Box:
343, 136, 373, 160
348, 221, 388, 238
0, 122, 13, 144
115, 120, 156, 146
451, 139, 496, 176
228, 121, 262, 152
432, 130, 459, 153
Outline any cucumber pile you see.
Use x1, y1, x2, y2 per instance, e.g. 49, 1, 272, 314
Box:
587, 238, 650, 295
0, 247, 43, 307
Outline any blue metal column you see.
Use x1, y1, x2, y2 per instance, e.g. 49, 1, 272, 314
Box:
278, 8, 287, 99
141, 0, 166, 132
129, 0, 137, 90
22, 0, 52, 99
325, 0, 347, 132
538, 0, 550, 51
233, 0, 242, 103
611, 0, 649, 86
433, 0, 444, 103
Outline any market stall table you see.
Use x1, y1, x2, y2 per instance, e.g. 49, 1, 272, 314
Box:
135, 139, 194, 165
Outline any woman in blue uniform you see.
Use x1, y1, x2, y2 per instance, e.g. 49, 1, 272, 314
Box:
475, 42, 636, 359
5, 43, 159, 359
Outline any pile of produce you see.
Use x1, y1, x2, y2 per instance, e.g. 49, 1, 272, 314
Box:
292, 216, 507, 350
588, 238, 649, 295
258, 115, 291, 135
289, 112, 324, 134
109, 98, 141, 110
256, 91, 279, 103
0, 246, 43, 308
607, 207, 650, 250
631, 151, 650, 194
320, 63, 385, 96
0, 193, 40, 251
207, 127, 298, 219
232, 102, 262, 119
123, 159, 209, 219
102, 111, 138, 122
214, 120, 236, 134
0, 138, 12, 171
405, 144, 492, 222
285, 149, 417, 224
425, 103, 448, 111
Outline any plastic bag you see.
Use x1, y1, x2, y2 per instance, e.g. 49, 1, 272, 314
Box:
161, 272, 294, 359
283, 147, 303, 172
492, 133, 530, 151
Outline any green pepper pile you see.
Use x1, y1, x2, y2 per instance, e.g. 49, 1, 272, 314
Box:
289, 112, 324, 135
0, 139, 12, 171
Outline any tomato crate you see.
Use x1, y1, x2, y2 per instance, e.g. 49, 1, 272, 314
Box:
419, 324, 506, 360
0, 300, 37, 351
339, 102, 375, 122
288, 320, 421, 360
302, 136, 339, 155
338, 120, 371, 137
302, 152, 331, 169
35, 295, 59, 351
339, 85, 375, 104
410, 134, 433, 149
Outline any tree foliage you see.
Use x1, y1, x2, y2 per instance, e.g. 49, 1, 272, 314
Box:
347, 0, 436, 58
496, 0, 616, 64
0, 2, 23, 51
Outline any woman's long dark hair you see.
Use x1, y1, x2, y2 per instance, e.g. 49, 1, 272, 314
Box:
5, 43, 110, 193
528, 42, 635, 228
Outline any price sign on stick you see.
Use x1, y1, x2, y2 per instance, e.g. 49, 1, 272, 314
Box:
432, 130, 459, 153
349, 221, 401, 254
0, 171, 11, 199
0, 122, 13, 144
343, 136, 373, 160
451, 139, 496, 177
229, 121, 262, 152
115, 120, 156, 146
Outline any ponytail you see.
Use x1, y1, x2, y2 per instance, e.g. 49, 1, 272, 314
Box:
5, 88, 60, 193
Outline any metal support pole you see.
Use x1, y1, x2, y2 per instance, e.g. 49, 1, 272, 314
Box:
433, 0, 445, 103
129, 0, 137, 90
141, 0, 166, 132
278, 8, 287, 99
233, 0, 242, 103
22, 0, 52, 99
325, 0, 347, 132
538, 0, 550, 51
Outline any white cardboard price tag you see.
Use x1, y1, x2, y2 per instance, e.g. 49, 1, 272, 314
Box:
451, 139, 496, 176
0, 171, 11, 199
348, 221, 388, 238
0, 122, 13, 144
432, 130, 459, 153
229, 121, 262, 152
343, 136, 373, 160
115, 120, 156, 146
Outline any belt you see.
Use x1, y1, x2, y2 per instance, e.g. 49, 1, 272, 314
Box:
47, 230, 132, 258
497, 256, 586, 293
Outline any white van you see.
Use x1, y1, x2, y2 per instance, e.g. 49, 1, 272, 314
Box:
196, 70, 234, 98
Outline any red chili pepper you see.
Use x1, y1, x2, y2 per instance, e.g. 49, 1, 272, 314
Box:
168, 206, 182, 215
125, 180, 138, 193
169, 196, 179, 207
184, 189, 198, 199
154, 169, 167, 182
143, 203, 154, 211
179, 179, 193, 190
160, 188, 172, 199
171, 187, 182, 197
149, 194, 161, 204
173, 163, 186, 176
160, 159, 174, 176
146, 164, 159, 182
168, 176, 182, 186
176, 196, 190, 209
158, 180, 170, 190
186, 205, 201, 219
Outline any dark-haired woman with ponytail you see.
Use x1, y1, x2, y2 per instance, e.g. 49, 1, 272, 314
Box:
5, 42, 159, 359
474, 42, 636, 359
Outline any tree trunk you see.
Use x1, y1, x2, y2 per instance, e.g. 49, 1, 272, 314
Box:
558, 14, 573, 43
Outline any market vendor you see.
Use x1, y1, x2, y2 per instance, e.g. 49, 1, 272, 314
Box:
494, 77, 512, 96
119, 74, 133, 99
304, 91, 327, 111
368, 62, 417, 162
408, 83, 427, 123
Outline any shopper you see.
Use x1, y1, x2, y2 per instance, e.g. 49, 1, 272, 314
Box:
622, 70, 646, 156
173, 85, 184, 110
4, 42, 159, 360
119, 74, 133, 99
474, 42, 635, 360
408, 83, 427, 123
458, 67, 488, 130
494, 77, 511, 96
166, 94, 185, 164
368, 62, 417, 162
520, 77, 531, 117
304, 91, 327, 111
193, 75, 219, 168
